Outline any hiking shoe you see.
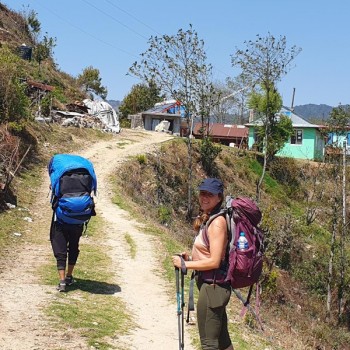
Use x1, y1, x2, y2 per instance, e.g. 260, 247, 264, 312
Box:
57, 281, 66, 292
65, 275, 74, 286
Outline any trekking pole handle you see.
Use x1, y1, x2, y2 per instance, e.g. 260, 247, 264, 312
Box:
175, 254, 188, 275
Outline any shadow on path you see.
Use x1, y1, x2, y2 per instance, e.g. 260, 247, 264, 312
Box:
67, 278, 121, 295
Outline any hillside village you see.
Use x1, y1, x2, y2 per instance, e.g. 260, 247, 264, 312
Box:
2, 2, 350, 350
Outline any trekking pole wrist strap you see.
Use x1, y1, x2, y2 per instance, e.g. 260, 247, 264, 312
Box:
176, 254, 187, 275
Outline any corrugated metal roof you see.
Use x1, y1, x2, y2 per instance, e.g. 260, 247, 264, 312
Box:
144, 100, 184, 115
27, 79, 54, 91
145, 102, 176, 113
193, 123, 248, 138
245, 106, 321, 128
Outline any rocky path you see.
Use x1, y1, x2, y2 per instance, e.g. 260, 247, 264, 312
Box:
0, 129, 195, 350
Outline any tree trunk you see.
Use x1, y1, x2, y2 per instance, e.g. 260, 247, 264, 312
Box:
186, 119, 193, 220
327, 209, 337, 320
256, 133, 268, 203
338, 141, 347, 322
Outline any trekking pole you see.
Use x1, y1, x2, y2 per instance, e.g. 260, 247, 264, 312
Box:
175, 267, 183, 349
180, 268, 185, 348
175, 255, 187, 349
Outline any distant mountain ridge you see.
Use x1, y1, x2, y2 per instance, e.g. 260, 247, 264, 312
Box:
293, 104, 334, 121
107, 100, 121, 112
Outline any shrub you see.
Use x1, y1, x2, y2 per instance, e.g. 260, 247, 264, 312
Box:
0, 47, 30, 125
158, 205, 172, 225
199, 137, 221, 175
269, 157, 300, 196
136, 154, 147, 164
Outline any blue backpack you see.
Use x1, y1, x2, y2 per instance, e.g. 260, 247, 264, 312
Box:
48, 154, 97, 225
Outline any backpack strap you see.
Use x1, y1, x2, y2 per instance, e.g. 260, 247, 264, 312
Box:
199, 209, 230, 284
233, 283, 264, 331
186, 210, 229, 322
186, 271, 196, 323
201, 209, 228, 247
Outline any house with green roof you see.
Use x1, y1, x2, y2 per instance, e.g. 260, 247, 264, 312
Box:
245, 107, 325, 160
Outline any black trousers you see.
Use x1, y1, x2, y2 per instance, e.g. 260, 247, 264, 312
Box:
50, 221, 83, 270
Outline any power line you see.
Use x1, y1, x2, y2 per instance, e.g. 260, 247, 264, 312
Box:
32, 1, 139, 58
102, 0, 232, 79
81, 0, 150, 41
103, 0, 161, 36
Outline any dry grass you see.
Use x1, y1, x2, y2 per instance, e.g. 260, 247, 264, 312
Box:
114, 138, 350, 350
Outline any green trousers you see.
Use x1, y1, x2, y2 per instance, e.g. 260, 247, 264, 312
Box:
196, 280, 232, 350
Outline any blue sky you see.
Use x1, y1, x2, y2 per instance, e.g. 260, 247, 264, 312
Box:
5, 0, 349, 107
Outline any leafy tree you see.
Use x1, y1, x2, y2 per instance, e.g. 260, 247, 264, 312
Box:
19, 5, 40, 43
27, 9, 41, 43
33, 33, 56, 65
199, 137, 221, 176
231, 33, 301, 201
20, 8, 55, 65
129, 25, 216, 218
249, 88, 293, 159
327, 104, 350, 135
0, 47, 30, 126
119, 82, 163, 118
77, 66, 108, 100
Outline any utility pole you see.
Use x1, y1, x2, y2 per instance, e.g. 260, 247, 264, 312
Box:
291, 88, 296, 111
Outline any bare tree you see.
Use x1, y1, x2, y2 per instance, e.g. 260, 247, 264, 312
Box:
231, 33, 301, 202
299, 162, 326, 225
129, 25, 215, 219
326, 163, 342, 319
325, 104, 350, 321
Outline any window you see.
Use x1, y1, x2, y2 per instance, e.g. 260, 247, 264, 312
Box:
291, 129, 303, 145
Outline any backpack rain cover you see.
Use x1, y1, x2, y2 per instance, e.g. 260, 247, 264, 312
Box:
48, 154, 97, 225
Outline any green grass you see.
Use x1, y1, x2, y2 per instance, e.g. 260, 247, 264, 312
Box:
110, 178, 134, 212
0, 165, 44, 249
115, 141, 131, 149
48, 294, 127, 350
124, 233, 136, 259
40, 209, 133, 349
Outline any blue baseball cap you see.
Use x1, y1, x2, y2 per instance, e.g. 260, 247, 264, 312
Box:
198, 178, 224, 194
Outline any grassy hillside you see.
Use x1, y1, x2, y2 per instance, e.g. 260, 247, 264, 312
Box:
113, 138, 350, 349
0, 1, 88, 138
0, 3, 94, 208
1, 121, 349, 348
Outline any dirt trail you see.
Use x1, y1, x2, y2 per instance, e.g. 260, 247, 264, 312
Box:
0, 129, 195, 350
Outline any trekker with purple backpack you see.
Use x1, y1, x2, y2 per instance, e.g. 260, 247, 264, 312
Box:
172, 178, 264, 349
172, 178, 233, 350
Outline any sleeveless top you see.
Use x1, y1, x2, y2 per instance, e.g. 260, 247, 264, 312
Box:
191, 224, 227, 262
191, 216, 228, 283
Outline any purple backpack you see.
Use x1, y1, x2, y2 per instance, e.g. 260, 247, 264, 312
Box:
225, 197, 264, 289
201, 196, 264, 288
187, 197, 264, 328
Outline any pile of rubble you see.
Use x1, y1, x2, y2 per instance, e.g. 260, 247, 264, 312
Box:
52, 110, 106, 130
36, 100, 121, 133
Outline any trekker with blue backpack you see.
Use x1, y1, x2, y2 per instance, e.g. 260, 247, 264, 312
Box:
48, 154, 97, 292
172, 178, 233, 350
